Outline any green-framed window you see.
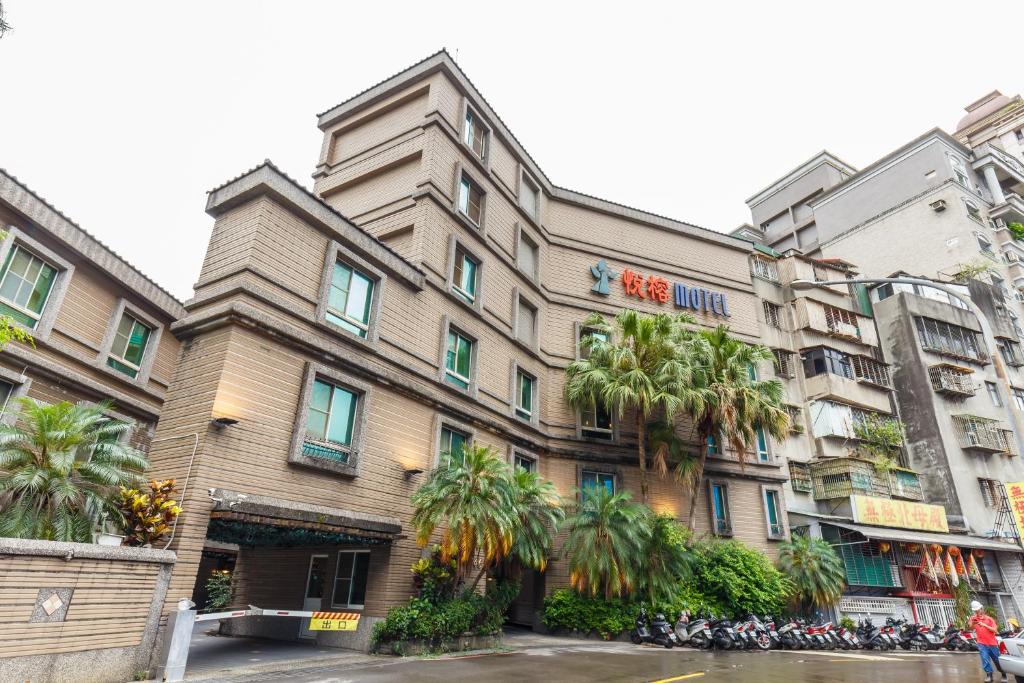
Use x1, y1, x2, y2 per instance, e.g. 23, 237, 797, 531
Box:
581, 402, 612, 439
764, 489, 783, 537
304, 378, 358, 462
106, 313, 152, 378
711, 483, 731, 534
444, 329, 473, 389
515, 369, 534, 420
0, 245, 58, 328
451, 246, 478, 303
326, 261, 374, 338
440, 425, 469, 466
755, 427, 770, 462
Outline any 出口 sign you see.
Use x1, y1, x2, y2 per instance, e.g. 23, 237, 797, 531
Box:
850, 495, 948, 533
593, 262, 729, 317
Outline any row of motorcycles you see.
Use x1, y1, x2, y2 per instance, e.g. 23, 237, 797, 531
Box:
631, 608, 981, 652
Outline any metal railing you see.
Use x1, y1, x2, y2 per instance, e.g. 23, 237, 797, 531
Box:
928, 365, 977, 397
810, 456, 923, 501
789, 461, 812, 493
952, 415, 1015, 454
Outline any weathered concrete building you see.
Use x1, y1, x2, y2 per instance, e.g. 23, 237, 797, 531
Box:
148, 50, 791, 649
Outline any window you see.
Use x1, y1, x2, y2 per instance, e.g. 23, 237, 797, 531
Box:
515, 369, 534, 420
773, 349, 795, 378
581, 469, 615, 494
580, 402, 612, 439
514, 452, 536, 473
458, 174, 484, 226
823, 304, 860, 338
326, 261, 374, 337
1013, 387, 1024, 411
750, 255, 779, 281
579, 327, 608, 359
967, 202, 984, 224
1016, 129, 1024, 145
440, 425, 469, 465
106, 312, 152, 378
517, 231, 539, 280
979, 478, 1003, 508
444, 329, 474, 389
516, 296, 537, 345
706, 433, 719, 455
915, 317, 984, 362
755, 427, 770, 462
998, 338, 1024, 366
789, 461, 812, 493
710, 483, 731, 535
977, 233, 994, 255
304, 379, 358, 462
762, 301, 782, 329
987, 381, 1003, 407
950, 156, 969, 187
451, 245, 479, 303
332, 550, 370, 609
851, 355, 892, 388
0, 245, 58, 328
875, 283, 894, 301
802, 346, 852, 379
519, 173, 540, 220
764, 489, 784, 538
463, 109, 488, 160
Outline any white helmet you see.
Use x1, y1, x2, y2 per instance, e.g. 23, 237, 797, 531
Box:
971, 601, 984, 612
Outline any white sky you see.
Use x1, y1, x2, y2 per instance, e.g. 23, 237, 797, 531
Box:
2, 1, 1023, 302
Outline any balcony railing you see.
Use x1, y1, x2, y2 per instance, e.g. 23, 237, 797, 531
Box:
952, 415, 1015, 454
302, 438, 352, 463
928, 364, 977, 397
809, 456, 923, 501
852, 355, 892, 389
789, 461, 812, 493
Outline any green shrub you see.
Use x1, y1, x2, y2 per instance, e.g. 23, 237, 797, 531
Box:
204, 571, 232, 610
840, 616, 856, 631
371, 580, 519, 652
1009, 222, 1024, 242
692, 539, 791, 616
541, 589, 635, 639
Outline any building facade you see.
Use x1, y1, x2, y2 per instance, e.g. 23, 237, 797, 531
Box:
735, 92, 1024, 626
148, 51, 793, 647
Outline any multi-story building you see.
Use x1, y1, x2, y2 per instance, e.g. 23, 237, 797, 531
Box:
735, 92, 1024, 625
0, 168, 184, 453
148, 51, 793, 648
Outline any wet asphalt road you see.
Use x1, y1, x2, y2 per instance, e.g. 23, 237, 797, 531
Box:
226, 643, 996, 683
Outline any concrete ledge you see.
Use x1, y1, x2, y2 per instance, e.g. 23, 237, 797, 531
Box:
374, 632, 502, 656
0, 643, 153, 683
0, 537, 176, 564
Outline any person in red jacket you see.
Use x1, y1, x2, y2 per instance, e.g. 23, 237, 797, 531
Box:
969, 601, 1006, 683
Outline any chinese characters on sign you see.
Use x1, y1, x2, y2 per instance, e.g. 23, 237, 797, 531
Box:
1005, 481, 1024, 539
850, 495, 949, 533
594, 262, 728, 317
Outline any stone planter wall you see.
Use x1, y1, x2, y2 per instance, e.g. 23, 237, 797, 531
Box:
375, 632, 502, 655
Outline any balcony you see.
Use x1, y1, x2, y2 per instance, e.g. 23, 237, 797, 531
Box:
805, 373, 893, 414
952, 415, 1015, 454
852, 355, 892, 389
789, 461, 812, 493
991, 193, 1024, 225
827, 319, 861, 341
928, 363, 977, 397
809, 456, 923, 501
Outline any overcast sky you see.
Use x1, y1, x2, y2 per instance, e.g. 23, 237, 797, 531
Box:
2, 1, 1022, 301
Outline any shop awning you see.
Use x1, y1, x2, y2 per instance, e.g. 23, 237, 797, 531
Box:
206, 488, 403, 547
824, 521, 1022, 553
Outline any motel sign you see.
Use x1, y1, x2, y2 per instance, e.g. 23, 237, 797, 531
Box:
593, 262, 729, 317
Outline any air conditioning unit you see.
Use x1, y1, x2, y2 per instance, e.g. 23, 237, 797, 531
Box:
1007, 252, 1021, 264
930, 199, 947, 212
831, 322, 860, 338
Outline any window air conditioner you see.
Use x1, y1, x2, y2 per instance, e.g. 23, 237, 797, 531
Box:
930, 199, 947, 212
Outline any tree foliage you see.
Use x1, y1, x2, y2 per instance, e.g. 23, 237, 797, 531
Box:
776, 533, 846, 612
0, 399, 148, 541
637, 513, 695, 603
693, 539, 792, 616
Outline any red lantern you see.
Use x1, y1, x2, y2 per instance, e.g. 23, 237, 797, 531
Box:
906, 543, 920, 553
879, 541, 891, 553
949, 547, 960, 557
973, 549, 985, 558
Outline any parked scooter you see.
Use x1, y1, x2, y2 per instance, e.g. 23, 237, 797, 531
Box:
773, 616, 805, 650
889, 617, 941, 651
677, 612, 714, 650
837, 622, 861, 650
709, 615, 743, 650
856, 616, 891, 650
630, 607, 675, 648
941, 624, 977, 652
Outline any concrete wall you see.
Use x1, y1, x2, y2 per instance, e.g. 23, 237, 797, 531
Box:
0, 539, 174, 683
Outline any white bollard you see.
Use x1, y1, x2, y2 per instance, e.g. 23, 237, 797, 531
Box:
155, 606, 197, 682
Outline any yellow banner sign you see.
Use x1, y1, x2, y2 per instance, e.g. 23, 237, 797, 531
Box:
850, 495, 948, 532
308, 611, 360, 631
1005, 481, 1024, 538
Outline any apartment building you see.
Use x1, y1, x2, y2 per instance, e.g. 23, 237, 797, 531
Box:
0, 168, 184, 452
734, 92, 1024, 626
148, 51, 792, 648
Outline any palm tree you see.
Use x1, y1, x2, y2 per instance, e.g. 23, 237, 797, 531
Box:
411, 444, 519, 589
777, 533, 846, 614
0, 399, 148, 542
565, 309, 697, 504
682, 325, 789, 529
562, 486, 649, 600
638, 513, 695, 603
508, 466, 564, 574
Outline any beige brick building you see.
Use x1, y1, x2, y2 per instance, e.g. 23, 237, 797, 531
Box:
151, 51, 790, 646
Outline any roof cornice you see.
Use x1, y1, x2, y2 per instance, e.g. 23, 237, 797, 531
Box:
205, 161, 425, 290
0, 169, 185, 319
316, 51, 751, 253
745, 151, 858, 207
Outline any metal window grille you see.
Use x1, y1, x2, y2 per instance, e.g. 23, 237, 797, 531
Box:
773, 349, 795, 378
763, 301, 782, 329
785, 404, 803, 432
998, 338, 1024, 367
751, 255, 778, 281
952, 414, 1014, 453
788, 461, 812, 493
852, 355, 892, 388
823, 304, 860, 339
928, 364, 977, 396
915, 317, 986, 363
823, 526, 901, 588
979, 478, 1004, 508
